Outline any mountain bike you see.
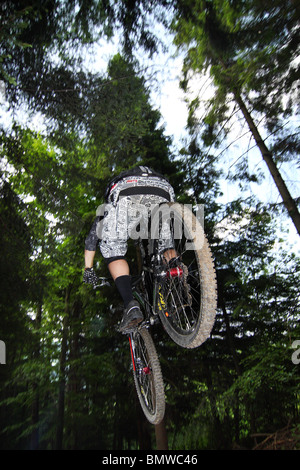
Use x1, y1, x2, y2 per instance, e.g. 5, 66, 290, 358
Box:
97, 202, 217, 425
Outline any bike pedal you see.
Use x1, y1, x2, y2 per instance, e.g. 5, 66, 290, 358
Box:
150, 315, 159, 325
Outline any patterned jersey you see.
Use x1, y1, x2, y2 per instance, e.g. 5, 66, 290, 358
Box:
85, 166, 175, 256
105, 166, 175, 205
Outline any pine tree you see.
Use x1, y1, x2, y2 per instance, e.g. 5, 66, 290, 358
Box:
171, 0, 300, 235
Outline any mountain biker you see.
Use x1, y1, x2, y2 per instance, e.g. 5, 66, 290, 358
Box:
83, 166, 176, 333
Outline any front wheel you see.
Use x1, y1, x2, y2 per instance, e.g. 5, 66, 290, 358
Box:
155, 203, 217, 349
130, 328, 165, 425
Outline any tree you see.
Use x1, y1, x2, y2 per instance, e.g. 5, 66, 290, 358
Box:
171, 0, 300, 235
0, 1, 116, 101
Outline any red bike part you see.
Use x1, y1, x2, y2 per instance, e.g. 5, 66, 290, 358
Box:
166, 267, 183, 278
129, 336, 136, 371
129, 337, 151, 375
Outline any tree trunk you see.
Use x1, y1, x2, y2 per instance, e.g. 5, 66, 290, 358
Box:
234, 92, 300, 236
221, 301, 241, 376
55, 287, 70, 450
30, 301, 42, 450
136, 402, 152, 449
155, 419, 168, 450
204, 362, 223, 449
67, 299, 82, 449
215, 50, 300, 235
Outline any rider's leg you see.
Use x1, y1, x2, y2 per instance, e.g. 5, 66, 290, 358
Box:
108, 259, 134, 308
162, 248, 177, 263
99, 197, 143, 331
107, 258, 143, 332
108, 258, 130, 280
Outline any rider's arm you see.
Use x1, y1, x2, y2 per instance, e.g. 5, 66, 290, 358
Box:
85, 249, 96, 268
84, 216, 101, 268
84, 216, 99, 272
83, 249, 99, 287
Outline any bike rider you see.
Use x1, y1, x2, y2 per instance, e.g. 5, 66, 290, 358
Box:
83, 166, 176, 333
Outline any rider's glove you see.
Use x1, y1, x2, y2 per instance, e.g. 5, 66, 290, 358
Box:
83, 267, 99, 288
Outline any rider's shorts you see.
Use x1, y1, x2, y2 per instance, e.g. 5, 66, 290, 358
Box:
98, 193, 175, 262
85, 175, 176, 264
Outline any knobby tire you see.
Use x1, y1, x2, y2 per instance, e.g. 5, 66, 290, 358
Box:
131, 328, 165, 425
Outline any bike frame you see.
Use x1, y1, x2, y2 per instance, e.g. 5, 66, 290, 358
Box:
132, 237, 184, 327
132, 238, 155, 315
128, 241, 161, 379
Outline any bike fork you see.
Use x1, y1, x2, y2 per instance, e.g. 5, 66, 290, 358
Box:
129, 333, 136, 372
129, 332, 151, 376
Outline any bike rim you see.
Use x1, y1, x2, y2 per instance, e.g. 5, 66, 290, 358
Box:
130, 333, 157, 416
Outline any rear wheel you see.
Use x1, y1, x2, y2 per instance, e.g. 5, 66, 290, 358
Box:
130, 328, 165, 425
155, 203, 217, 348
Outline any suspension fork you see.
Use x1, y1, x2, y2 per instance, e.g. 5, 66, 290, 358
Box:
129, 333, 136, 372
128, 332, 151, 376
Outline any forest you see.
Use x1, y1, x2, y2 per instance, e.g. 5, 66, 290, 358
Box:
0, 0, 299, 450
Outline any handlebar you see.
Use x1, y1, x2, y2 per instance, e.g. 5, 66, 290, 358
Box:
93, 277, 111, 289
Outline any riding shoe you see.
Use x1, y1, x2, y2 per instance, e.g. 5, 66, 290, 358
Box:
119, 300, 144, 333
